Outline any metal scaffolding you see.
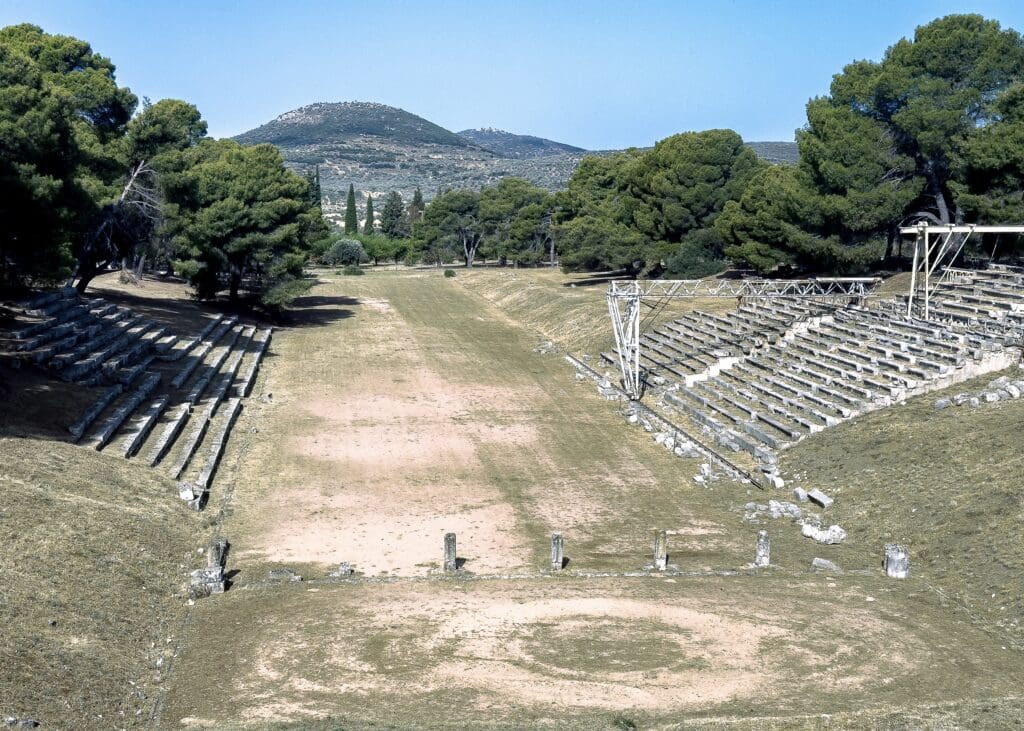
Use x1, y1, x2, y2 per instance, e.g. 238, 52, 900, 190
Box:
900, 223, 1024, 319
607, 277, 879, 400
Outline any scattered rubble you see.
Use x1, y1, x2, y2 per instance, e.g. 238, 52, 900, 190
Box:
936, 375, 1024, 409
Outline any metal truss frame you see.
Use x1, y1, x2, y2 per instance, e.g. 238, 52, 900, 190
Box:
607, 277, 879, 400
900, 224, 1024, 320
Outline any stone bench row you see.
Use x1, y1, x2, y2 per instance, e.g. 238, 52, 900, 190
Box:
170, 317, 238, 389
90, 373, 161, 450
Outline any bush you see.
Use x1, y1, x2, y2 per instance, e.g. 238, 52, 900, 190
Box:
323, 238, 367, 266
443, 269, 456, 278
342, 265, 364, 276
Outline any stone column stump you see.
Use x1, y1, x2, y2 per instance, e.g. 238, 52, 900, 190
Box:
884, 543, 909, 579
653, 529, 668, 571
754, 530, 770, 568
550, 532, 564, 570
443, 532, 458, 572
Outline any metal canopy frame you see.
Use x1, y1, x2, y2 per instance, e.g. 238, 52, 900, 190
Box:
900, 224, 1024, 320
606, 277, 879, 400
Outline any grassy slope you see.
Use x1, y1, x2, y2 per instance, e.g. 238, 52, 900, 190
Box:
0, 438, 200, 728
0, 274, 219, 728
781, 368, 1024, 648
454, 268, 734, 356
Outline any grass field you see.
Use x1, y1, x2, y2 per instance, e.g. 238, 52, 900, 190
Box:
3, 267, 1023, 728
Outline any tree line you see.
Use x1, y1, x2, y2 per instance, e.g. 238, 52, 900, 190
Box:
6, 14, 1024, 299
333, 14, 1024, 278
0, 24, 327, 309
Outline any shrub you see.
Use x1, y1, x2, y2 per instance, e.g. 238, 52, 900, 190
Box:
342, 265, 364, 276
323, 238, 367, 266
443, 269, 456, 278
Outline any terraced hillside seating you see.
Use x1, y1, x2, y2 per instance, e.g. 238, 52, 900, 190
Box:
607, 276, 1024, 483
5, 290, 273, 512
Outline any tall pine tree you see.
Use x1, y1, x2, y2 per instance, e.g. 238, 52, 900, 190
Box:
363, 194, 375, 234
344, 183, 358, 234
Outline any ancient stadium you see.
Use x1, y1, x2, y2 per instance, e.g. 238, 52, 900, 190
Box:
3, 224, 1024, 728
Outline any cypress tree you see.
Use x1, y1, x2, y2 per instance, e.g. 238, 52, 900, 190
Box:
363, 194, 375, 234
344, 183, 358, 234
409, 187, 425, 224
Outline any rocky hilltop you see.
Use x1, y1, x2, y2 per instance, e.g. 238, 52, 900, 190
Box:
233, 101, 797, 227
457, 127, 586, 158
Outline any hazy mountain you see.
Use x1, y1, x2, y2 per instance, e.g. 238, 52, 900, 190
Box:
235, 101, 471, 148
233, 101, 798, 227
457, 127, 586, 158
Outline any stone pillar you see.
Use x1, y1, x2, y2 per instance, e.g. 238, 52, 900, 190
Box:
444, 532, 458, 572
653, 529, 668, 571
208, 538, 228, 569
754, 530, 770, 568
550, 532, 564, 570
884, 544, 909, 579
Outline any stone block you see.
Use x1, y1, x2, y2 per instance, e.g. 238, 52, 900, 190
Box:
807, 489, 834, 508
933, 397, 952, 410
793, 487, 808, 502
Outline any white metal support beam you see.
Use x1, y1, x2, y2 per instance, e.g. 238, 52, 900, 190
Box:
899, 224, 1024, 319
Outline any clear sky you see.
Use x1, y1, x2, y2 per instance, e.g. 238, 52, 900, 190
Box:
3, 1, 1024, 149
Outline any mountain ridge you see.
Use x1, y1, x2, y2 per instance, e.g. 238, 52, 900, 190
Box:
232, 102, 798, 227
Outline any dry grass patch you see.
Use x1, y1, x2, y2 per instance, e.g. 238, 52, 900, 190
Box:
0, 438, 205, 728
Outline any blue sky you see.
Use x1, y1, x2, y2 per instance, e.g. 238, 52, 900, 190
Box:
3, 1, 1024, 149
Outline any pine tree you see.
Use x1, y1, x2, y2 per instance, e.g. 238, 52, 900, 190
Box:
363, 194, 375, 234
345, 183, 358, 234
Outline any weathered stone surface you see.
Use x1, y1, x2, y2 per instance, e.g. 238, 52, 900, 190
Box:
329, 562, 355, 577
267, 568, 302, 582
811, 557, 841, 572
1007, 384, 1021, 399
444, 532, 458, 572
933, 397, 952, 409
793, 487, 809, 502
807, 489, 834, 509
884, 543, 910, 579
754, 530, 770, 568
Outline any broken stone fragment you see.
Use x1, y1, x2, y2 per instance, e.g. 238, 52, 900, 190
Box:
792, 487, 809, 502
812, 557, 841, 572
801, 523, 846, 544
933, 397, 951, 409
